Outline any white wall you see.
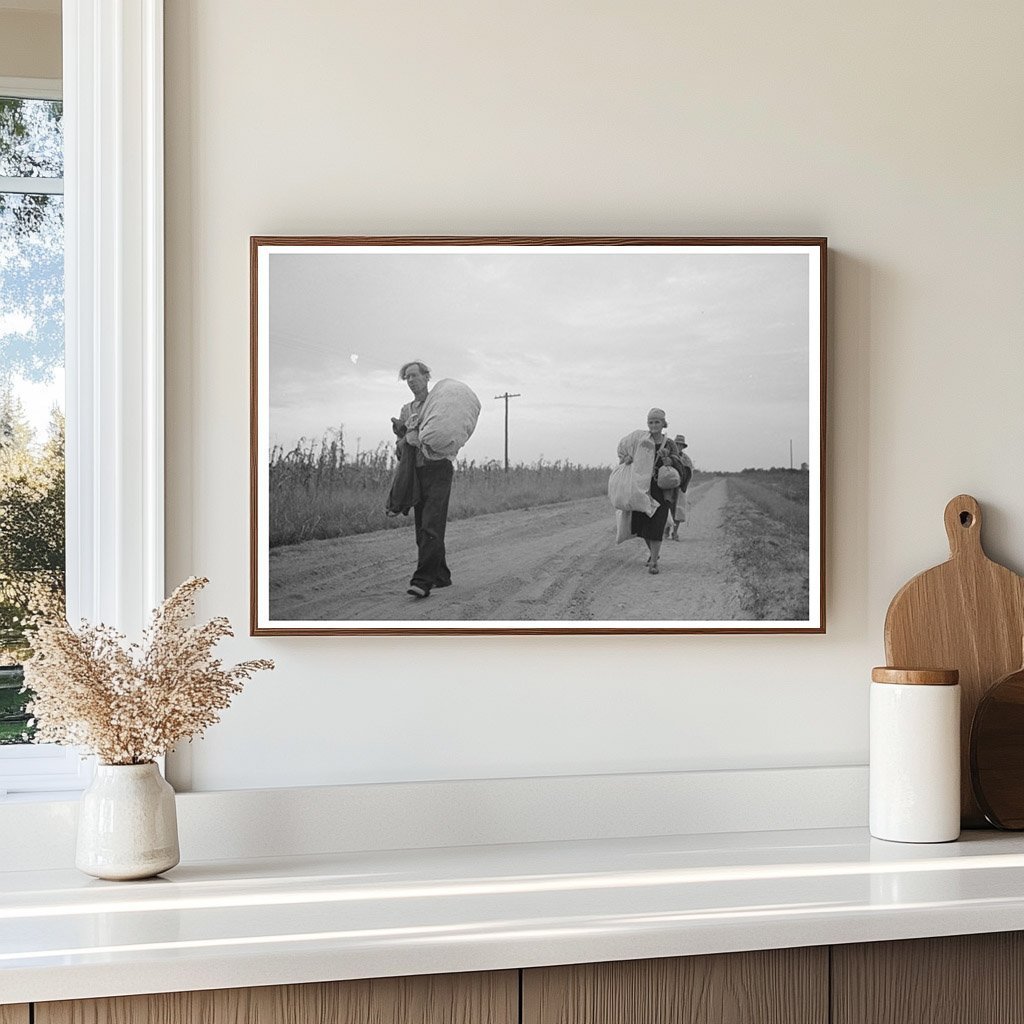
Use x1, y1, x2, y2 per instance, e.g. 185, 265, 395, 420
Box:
163, 0, 1024, 791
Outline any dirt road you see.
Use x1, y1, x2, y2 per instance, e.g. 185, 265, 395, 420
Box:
269, 478, 746, 623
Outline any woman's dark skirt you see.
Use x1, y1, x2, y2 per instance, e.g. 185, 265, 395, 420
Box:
631, 481, 671, 541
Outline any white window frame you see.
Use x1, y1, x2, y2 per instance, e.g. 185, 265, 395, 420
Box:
0, 0, 164, 799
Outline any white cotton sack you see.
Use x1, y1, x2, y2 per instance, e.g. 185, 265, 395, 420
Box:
657, 465, 681, 490
417, 378, 482, 461
615, 509, 633, 544
608, 457, 657, 516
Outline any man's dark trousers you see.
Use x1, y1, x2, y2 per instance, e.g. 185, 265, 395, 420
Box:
411, 458, 453, 592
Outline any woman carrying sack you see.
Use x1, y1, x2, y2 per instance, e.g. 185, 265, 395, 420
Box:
616, 408, 686, 575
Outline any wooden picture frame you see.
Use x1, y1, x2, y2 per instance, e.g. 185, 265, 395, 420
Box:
251, 236, 826, 635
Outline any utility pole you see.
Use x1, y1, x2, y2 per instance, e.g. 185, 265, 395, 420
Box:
494, 392, 521, 472
789, 439, 793, 470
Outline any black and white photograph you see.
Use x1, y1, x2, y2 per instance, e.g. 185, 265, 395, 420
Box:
251, 237, 825, 635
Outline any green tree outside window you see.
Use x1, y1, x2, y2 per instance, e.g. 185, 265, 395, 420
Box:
0, 94, 65, 743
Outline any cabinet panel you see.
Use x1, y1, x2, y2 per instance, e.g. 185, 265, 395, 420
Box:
0, 1007, 29, 1024
36, 971, 517, 1024
523, 948, 828, 1024
832, 932, 1024, 1024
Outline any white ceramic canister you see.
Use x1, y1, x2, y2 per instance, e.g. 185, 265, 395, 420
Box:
870, 667, 960, 843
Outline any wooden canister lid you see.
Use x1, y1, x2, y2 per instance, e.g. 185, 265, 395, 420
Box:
871, 667, 959, 686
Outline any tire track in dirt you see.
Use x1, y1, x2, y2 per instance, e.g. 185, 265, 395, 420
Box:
268, 479, 746, 622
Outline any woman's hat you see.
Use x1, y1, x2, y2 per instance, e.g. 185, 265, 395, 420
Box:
674, 434, 688, 448
647, 407, 667, 421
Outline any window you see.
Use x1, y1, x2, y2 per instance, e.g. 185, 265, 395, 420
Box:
0, 4, 166, 799
0, 78, 84, 797
0, 86, 65, 730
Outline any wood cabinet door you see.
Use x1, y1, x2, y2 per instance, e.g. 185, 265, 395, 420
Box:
36, 971, 518, 1024
832, 933, 1024, 1024
523, 949, 828, 1024
0, 1007, 29, 1024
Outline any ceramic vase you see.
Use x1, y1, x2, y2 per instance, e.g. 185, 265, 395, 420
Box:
76, 762, 180, 880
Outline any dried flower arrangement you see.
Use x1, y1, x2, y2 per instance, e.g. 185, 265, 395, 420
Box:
23, 577, 273, 765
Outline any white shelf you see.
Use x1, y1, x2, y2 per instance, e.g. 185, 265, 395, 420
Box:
4, 826, 1024, 1004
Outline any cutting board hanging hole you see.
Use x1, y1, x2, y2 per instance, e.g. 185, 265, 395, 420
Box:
944, 494, 982, 556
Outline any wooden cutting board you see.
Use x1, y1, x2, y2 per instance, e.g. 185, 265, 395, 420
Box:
884, 494, 1024, 827
970, 653, 1024, 829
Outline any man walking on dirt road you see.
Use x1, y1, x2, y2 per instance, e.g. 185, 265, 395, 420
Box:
395, 360, 454, 599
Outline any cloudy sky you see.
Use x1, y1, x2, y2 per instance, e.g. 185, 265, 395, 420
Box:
267, 247, 814, 471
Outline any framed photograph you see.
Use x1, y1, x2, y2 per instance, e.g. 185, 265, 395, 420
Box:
251, 236, 826, 635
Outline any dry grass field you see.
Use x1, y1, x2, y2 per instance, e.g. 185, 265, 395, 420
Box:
722, 469, 811, 620
269, 433, 611, 548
